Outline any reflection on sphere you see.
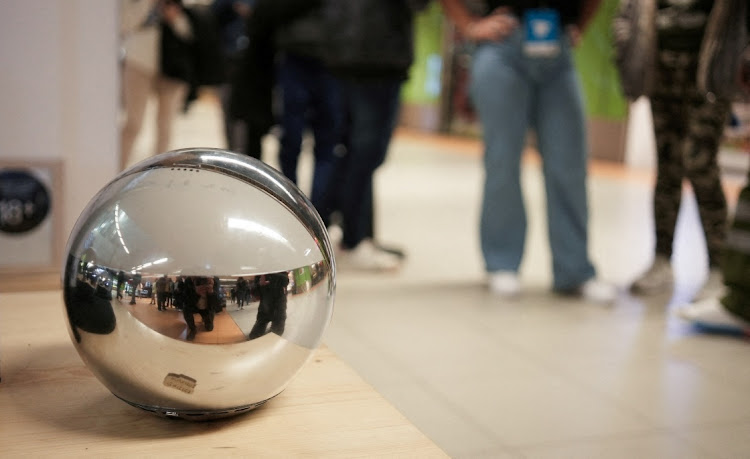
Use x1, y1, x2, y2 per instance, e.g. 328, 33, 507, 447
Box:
62, 149, 335, 420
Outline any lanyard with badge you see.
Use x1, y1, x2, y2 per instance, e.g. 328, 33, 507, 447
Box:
523, 8, 562, 57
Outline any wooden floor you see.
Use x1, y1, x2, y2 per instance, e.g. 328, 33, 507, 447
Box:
124, 297, 249, 344
0, 270, 60, 293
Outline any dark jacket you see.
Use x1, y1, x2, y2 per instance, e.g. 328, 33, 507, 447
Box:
186, 4, 226, 87
160, 19, 194, 83
613, 0, 750, 100
321, 0, 419, 80
230, 0, 320, 127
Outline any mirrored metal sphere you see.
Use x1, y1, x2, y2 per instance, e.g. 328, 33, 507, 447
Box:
62, 149, 335, 420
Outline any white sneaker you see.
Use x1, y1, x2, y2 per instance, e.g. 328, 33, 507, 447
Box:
676, 297, 750, 334
631, 255, 673, 294
336, 239, 401, 272
327, 224, 343, 246
581, 278, 617, 304
488, 271, 521, 297
693, 267, 725, 302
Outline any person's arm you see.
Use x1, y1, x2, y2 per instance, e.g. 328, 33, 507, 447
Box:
439, 0, 518, 41
162, 0, 193, 40
120, 0, 156, 38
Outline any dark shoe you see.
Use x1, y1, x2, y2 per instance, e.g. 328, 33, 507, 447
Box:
375, 241, 407, 260
186, 330, 196, 341
205, 323, 214, 332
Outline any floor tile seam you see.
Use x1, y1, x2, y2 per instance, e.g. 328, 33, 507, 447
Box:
677, 359, 750, 402
330, 325, 518, 454
662, 414, 750, 432
668, 419, 750, 459
360, 315, 666, 447
527, 347, 750, 433
465, 318, 663, 429
670, 416, 750, 432
510, 426, 717, 455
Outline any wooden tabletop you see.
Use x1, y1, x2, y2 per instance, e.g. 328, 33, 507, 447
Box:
0, 290, 446, 457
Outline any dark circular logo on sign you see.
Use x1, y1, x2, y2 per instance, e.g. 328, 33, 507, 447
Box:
0, 169, 51, 234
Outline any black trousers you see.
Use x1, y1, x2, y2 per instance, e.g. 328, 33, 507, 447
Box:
183, 305, 214, 333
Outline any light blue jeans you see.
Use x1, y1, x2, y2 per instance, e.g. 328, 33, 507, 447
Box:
470, 29, 595, 290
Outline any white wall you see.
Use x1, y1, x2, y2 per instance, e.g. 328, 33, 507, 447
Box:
0, 0, 119, 270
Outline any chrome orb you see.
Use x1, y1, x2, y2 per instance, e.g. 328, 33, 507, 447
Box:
62, 149, 335, 420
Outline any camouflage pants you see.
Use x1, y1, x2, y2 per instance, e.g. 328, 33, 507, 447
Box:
649, 50, 730, 267
722, 173, 750, 322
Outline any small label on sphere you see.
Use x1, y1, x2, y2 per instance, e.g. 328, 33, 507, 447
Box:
163, 373, 197, 394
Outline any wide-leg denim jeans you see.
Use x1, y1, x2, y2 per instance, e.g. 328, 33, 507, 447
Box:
470, 29, 595, 290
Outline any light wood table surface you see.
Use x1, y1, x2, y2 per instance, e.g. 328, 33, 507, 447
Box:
0, 290, 446, 457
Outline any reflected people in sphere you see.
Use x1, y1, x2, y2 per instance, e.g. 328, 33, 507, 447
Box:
248, 271, 289, 340
183, 276, 219, 341
63, 255, 329, 345
63, 259, 116, 343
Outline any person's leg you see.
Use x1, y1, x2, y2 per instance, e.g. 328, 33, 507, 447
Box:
469, 39, 530, 274
316, 97, 351, 227
651, 56, 689, 263
269, 299, 287, 336
219, 57, 247, 153
244, 122, 264, 160
677, 174, 750, 333
718, 165, 750, 322
248, 308, 271, 339
182, 307, 197, 340
682, 95, 730, 269
278, 54, 312, 185
201, 308, 214, 331
154, 75, 189, 156
120, 64, 152, 170
336, 78, 401, 250
631, 53, 690, 293
533, 53, 595, 290
309, 64, 343, 210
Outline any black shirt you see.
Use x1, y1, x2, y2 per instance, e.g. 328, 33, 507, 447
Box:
655, 0, 713, 52
484, 0, 585, 26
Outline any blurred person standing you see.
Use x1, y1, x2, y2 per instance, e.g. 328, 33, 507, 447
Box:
230, 0, 316, 160
211, 0, 255, 152
317, 0, 430, 271
440, 0, 616, 302
119, 0, 194, 170
155, 274, 168, 311
614, 0, 745, 300
248, 272, 289, 339
274, 1, 343, 215
672, 0, 750, 333
183, 276, 218, 341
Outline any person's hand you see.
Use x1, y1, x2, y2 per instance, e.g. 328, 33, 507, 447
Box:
567, 25, 582, 47
465, 7, 518, 42
233, 1, 251, 18
161, 0, 181, 23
